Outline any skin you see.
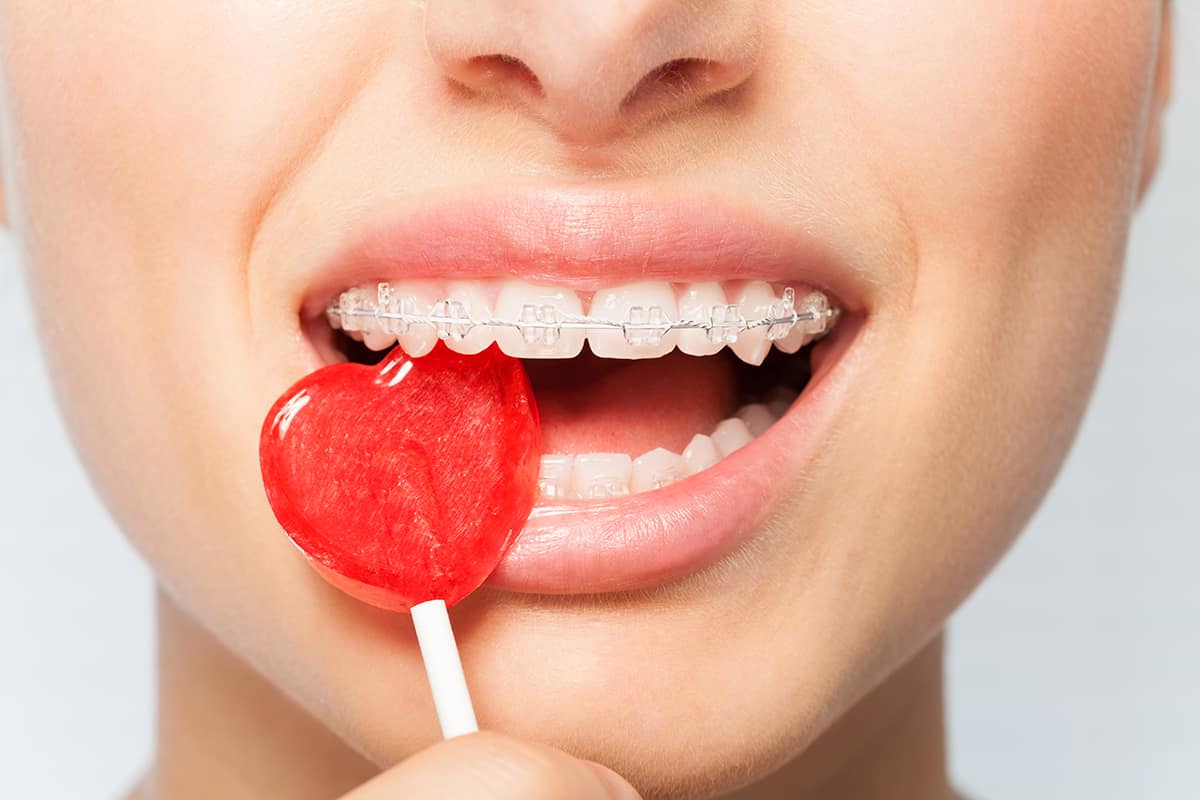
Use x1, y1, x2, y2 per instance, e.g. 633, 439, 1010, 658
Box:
0, 2, 1172, 798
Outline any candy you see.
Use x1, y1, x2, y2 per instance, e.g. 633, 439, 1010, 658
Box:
259, 345, 541, 611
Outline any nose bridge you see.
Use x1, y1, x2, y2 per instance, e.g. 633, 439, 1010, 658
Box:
425, 0, 762, 142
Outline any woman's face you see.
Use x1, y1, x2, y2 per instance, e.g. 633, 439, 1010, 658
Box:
0, 1, 1169, 796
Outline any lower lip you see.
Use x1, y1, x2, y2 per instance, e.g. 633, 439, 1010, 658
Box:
486, 319, 861, 595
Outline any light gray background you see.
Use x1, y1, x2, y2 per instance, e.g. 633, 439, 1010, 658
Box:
2, 11, 1196, 800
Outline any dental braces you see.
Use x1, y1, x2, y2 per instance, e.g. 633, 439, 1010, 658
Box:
328, 283, 840, 347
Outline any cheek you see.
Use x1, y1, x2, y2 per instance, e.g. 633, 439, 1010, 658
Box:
806, 2, 1159, 629
0, 4, 386, 553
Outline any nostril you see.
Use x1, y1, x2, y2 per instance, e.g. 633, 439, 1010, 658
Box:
621, 58, 731, 117
460, 53, 544, 101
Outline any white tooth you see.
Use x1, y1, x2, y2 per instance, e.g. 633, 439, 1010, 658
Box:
736, 404, 775, 438
495, 280, 585, 358
588, 281, 678, 359
363, 330, 396, 351
631, 447, 686, 493
537, 454, 575, 501
765, 386, 799, 418
681, 434, 721, 476
441, 280, 496, 355
677, 282, 728, 356
338, 287, 372, 333
571, 453, 633, 499
388, 281, 441, 357
730, 281, 777, 366
775, 291, 828, 353
774, 328, 814, 354
711, 418, 754, 457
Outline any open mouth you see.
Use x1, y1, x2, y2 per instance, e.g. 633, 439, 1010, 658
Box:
319, 278, 839, 496
295, 190, 868, 594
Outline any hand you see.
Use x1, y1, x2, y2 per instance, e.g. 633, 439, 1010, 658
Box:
338, 731, 641, 799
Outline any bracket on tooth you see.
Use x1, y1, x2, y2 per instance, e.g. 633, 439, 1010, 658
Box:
622, 305, 671, 346
518, 304, 562, 346
706, 304, 744, 344
430, 299, 475, 340
376, 283, 414, 335
764, 288, 796, 340
326, 283, 842, 344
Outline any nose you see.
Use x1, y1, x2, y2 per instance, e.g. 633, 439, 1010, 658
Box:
424, 0, 763, 143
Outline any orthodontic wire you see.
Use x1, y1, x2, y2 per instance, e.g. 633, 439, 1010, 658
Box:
328, 284, 840, 345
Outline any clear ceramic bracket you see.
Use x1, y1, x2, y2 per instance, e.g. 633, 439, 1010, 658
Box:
329, 283, 841, 345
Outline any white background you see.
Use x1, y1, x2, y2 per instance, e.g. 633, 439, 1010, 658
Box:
2, 10, 1197, 799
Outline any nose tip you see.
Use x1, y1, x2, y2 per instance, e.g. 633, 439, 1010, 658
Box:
424, 1, 762, 143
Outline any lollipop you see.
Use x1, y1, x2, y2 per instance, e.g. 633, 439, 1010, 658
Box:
260, 344, 541, 737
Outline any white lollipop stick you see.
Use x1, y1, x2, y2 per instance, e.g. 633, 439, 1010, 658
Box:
410, 599, 479, 739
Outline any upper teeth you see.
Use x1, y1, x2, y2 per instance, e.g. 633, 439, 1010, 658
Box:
329, 279, 837, 363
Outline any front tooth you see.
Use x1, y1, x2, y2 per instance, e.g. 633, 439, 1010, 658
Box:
681, 434, 721, 476
571, 453, 633, 499
677, 282, 728, 356
588, 282, 678, 359
387, 281, 440, 357
711, 418, 754, 456
730, 281, 777, 366
440, 280, 496, 355
495, 280, 585, 358
537, 454, 574, 500
631, 447, 686, 493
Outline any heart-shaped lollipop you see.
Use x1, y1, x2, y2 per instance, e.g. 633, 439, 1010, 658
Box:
260, 344, 541, 612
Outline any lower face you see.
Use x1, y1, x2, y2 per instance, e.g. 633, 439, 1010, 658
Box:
0, 2, 1162, 796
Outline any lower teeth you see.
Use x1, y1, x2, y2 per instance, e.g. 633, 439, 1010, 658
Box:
534, 388, 797, 501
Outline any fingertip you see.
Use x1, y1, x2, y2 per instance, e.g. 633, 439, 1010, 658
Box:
582, 759, 643, 800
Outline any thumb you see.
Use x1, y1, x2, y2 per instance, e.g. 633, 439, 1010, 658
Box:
338, 731, 641, 800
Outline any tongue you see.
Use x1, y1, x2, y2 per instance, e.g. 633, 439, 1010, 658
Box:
524, 350, 737, 455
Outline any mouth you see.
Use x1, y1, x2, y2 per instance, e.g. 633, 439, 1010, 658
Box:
296, 189, 870, 595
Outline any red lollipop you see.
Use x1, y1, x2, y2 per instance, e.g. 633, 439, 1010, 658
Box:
260, 344, 541, 736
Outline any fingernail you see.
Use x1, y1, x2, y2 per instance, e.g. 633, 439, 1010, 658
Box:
584, 760, 642, 800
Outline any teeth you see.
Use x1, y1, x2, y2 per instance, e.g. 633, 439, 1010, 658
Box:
677, 282, 729, 356
631, 447, 686, 493
736, 403, 775, 437
706, 304, 744, 345
328, 279, 837, 360
710, 418, 754, 456
775, 291, 826, 354
389, 281, 440, 357
571, 453, 633, 499
588, 281, 678, 358
441, 280, 496, 355
363, 285, 399, 350
495, 280, 586, 358
682, 434, 721, 476
537, 454, 574, 500
337, 287, 372, 334
729, 280, 777, 366
534, 402, 787, 500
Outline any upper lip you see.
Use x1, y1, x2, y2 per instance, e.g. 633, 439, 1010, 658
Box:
298, 186, 874, 326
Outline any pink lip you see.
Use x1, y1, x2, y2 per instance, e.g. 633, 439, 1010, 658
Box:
301, 187, 872, 319
300, 187, 871, 595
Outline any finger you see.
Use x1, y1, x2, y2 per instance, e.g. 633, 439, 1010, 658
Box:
338, 731, 640, 800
